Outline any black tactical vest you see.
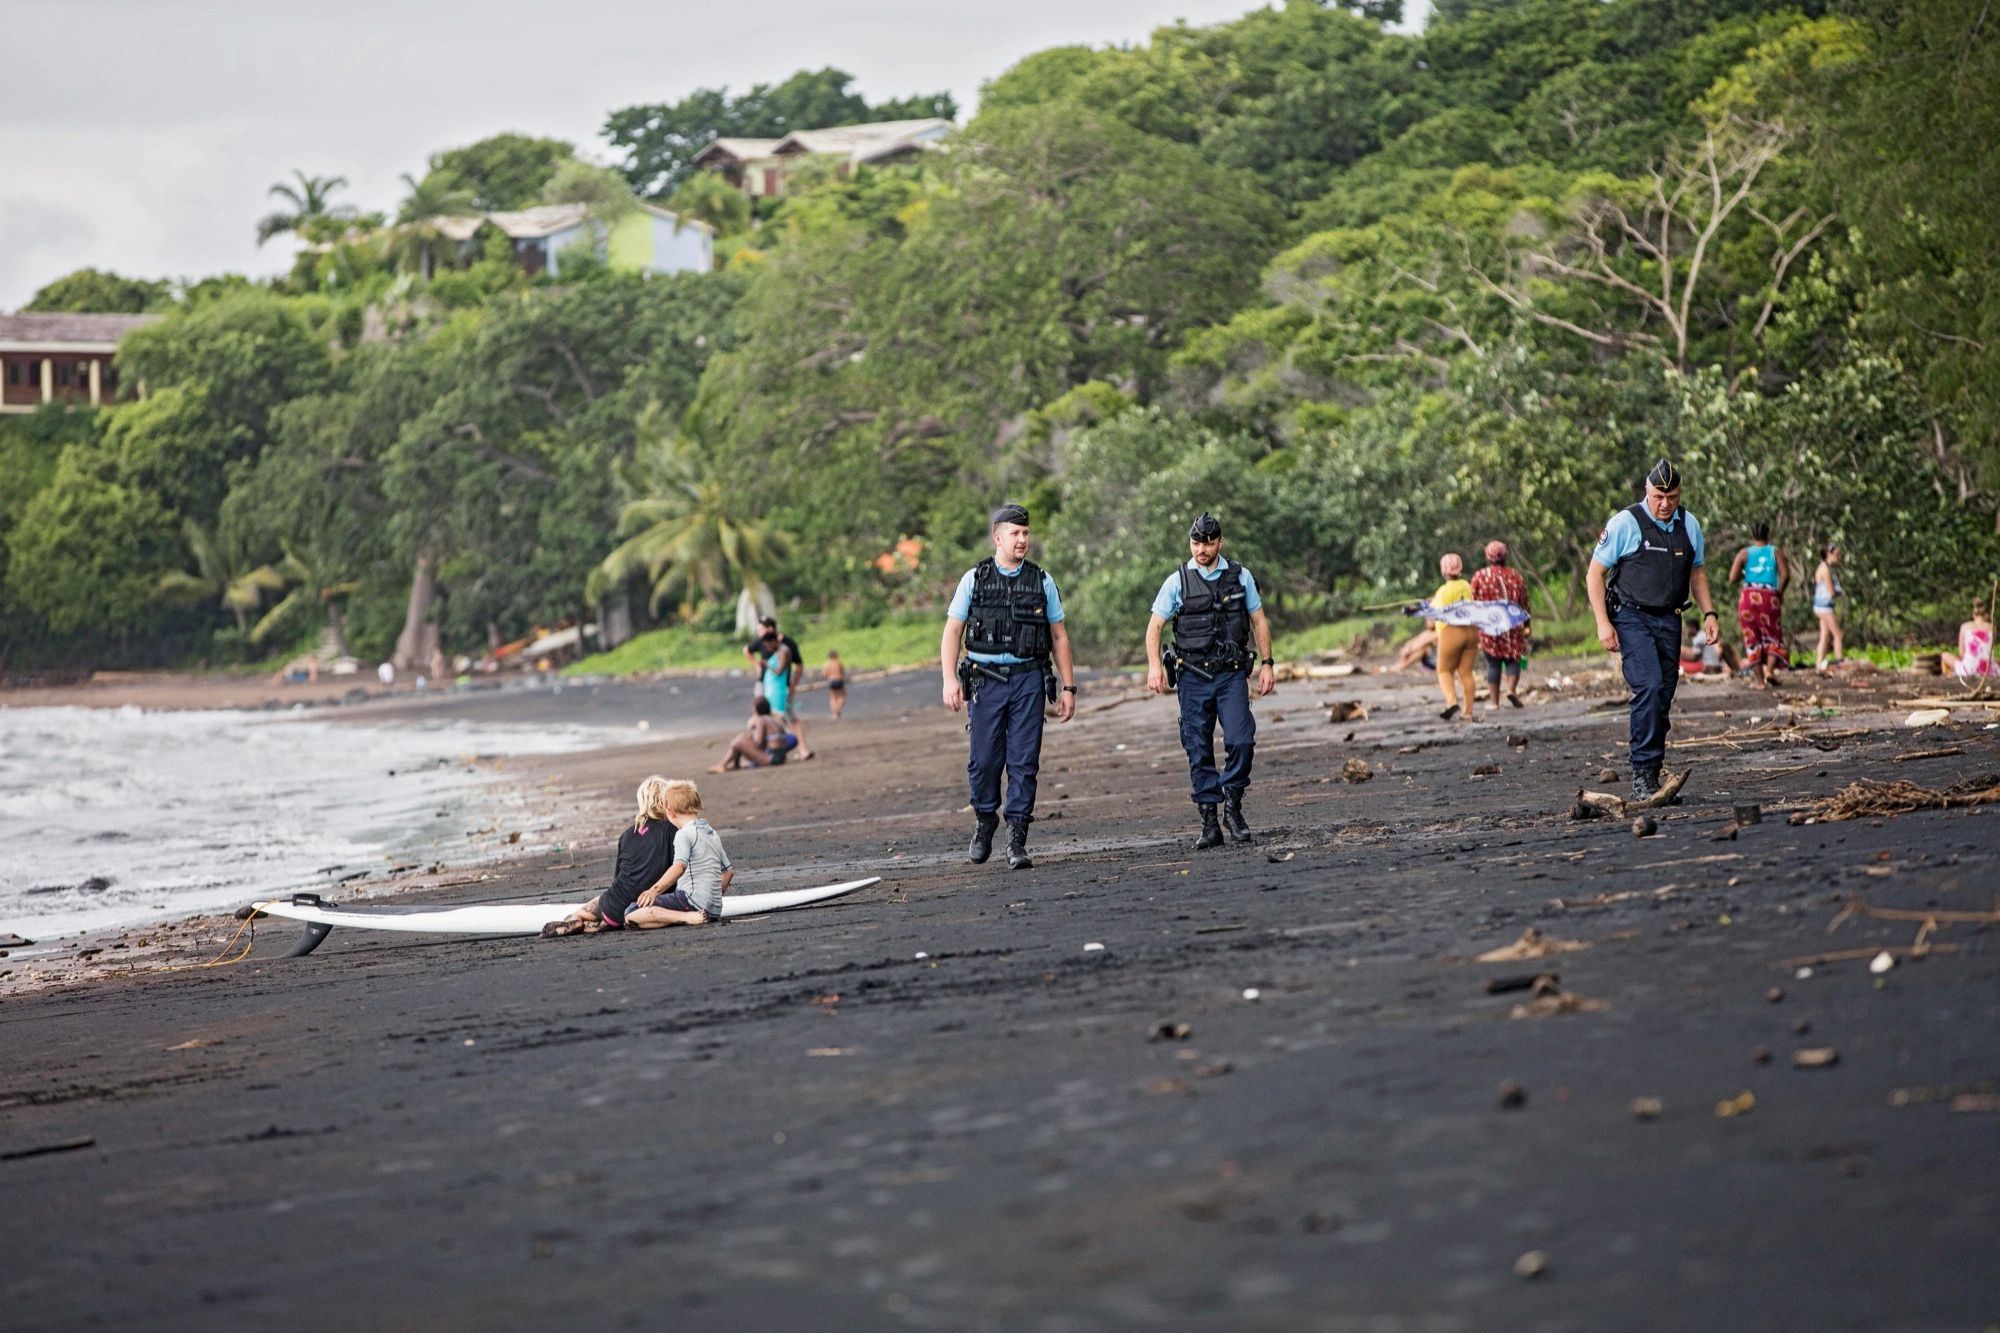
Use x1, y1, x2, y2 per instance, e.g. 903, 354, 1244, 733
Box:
1608, 503, 1694, 612
965, 558, 1053, 660
1173, 562, 1253, 662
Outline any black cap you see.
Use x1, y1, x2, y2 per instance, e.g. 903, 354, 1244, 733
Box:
1645, 458, 1682, 491
1189, 511, 1222, 541
990, 503, 1030, 528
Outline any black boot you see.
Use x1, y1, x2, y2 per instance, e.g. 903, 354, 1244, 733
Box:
1006, 821, 1033, 870
1221, 791, 1251, 843
1194, 804, 1225, 851
1631, 768, 1661, 802
967, 812, 1000, 864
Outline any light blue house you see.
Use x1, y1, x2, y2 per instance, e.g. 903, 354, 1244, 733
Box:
442, 203, 713, 277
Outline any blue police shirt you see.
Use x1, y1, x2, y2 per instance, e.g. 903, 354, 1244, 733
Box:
1150, 558, 1263, 619
949, 561, 1065, 665
1591, 507, 1706, 570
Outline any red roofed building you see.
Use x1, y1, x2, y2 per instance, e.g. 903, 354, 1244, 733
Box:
0, 312, 160, 413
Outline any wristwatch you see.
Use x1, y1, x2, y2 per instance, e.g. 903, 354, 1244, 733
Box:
1061, 685, 1077, 694
1260, 657, 1275, 666
1702, 610, 1719, 621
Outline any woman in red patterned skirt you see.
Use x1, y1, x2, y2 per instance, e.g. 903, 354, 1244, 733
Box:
1469, 540, 1530, 709
1728, 520, 1790, 688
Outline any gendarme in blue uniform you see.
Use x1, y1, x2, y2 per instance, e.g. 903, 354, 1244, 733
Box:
949, 557, 1065, 827
1593, 500, 1706, 780
1155, 558, 1263, 809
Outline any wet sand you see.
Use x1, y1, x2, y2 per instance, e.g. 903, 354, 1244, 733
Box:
2, 662, 1996, 1330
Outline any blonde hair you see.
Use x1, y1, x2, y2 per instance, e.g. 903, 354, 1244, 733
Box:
663, 779, 702, 816
633, 776, 674, 830
1439, 552, 1464, 578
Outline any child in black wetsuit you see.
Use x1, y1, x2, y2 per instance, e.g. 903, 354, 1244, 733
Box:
541, 777, 681, 937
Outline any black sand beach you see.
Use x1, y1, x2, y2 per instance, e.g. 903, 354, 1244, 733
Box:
2, 663, 1996, 1330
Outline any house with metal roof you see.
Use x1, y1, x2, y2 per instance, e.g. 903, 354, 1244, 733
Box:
437, 202, 714, 277
691, 118, 956, 199
0, 312, 160, 414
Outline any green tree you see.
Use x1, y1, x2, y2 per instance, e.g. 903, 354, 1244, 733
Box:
1678, 352, 2000, 635
390, 172, 478, 278
665, 171, 752, 239
248, 543, 363, 657
1045, 406, 1341, 657
155, 519, 285, 632
256, 170, 355, 246
23, 268, 171, 314
424, 133, 577, 211
115, 291, 333, 474
5, 446, 180, 637
605, 67, 956, 196
591, 418, 792, 629
1811, 0, 2000, 522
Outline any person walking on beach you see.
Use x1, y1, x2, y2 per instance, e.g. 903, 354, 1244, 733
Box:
1587, 459, 1719, 801
1728, 520, 1790, 688
1812, 544, 1845, 670
541, 777, 725, 935
1144, 512, 1276, 850
1430, 553, 1478, 721
942, 503, 1077, 870
824, 651, 847, 719
1469, 540, 1529, 709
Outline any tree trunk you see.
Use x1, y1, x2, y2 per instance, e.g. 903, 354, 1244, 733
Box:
326, 600, 352, 660
394, 550, 439, 671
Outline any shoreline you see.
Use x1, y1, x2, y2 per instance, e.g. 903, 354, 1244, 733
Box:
1, 655, 1996, 1326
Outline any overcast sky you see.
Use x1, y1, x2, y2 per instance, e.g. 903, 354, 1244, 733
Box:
0, 1, 1428, 311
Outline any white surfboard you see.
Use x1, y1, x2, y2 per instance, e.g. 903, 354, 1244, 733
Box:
246, 877, 878, 955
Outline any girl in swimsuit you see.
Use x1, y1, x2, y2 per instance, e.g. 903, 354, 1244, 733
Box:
1812, 544, 1844, 670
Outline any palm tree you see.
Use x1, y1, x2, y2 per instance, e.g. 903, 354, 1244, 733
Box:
390, 172, 478, 279
155, 521, 286, 631
666, 172, 751, 240
249, 544, 363, 658
590, 420, 790, 631
256, 170, 354, 247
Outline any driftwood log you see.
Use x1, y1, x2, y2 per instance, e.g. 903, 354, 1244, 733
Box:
1574, 767, 1691, 818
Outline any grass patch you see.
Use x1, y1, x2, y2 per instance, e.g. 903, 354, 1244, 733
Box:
569, 611, 941, 677
1845, 642, 1951, 672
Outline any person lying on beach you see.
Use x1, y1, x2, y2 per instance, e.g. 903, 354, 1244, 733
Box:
708, 697, 797, 772
542, 776, 720, 936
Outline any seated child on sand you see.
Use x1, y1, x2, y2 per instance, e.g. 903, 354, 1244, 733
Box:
542, 778, 730, 936
709, 697, 796, 772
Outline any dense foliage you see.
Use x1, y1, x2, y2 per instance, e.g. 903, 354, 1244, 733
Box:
3, 0, 1995, 673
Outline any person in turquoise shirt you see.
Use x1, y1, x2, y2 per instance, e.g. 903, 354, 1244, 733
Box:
1728, 520, 1790, 686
